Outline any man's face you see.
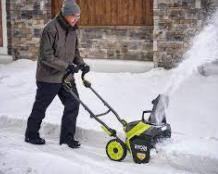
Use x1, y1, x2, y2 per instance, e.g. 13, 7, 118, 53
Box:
64, 13, 80, 27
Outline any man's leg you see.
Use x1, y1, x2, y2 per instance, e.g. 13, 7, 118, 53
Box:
25, 81, 61, 143
58, 82, 80, 147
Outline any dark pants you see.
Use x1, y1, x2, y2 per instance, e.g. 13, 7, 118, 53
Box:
25, 81, 80, 144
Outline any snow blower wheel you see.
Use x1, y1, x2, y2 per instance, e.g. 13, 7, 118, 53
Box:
106, 139, 127, 162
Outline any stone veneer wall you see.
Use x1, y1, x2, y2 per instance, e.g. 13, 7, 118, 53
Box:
6, 0, 217, 67
78, 27, 153, 61
153, 0, 204, 69
6, 0, 153, 62
6, 0, 51, 60
6, 0, 153, 61
153, 0, 218, 69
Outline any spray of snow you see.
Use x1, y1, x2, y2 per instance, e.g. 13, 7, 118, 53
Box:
154, 10, 218, 125
165, 10, 218, 96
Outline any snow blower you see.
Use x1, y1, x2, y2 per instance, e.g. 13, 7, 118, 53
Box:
63, 67, 171, 164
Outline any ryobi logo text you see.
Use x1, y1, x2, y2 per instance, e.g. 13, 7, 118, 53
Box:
134, 144, 147, 151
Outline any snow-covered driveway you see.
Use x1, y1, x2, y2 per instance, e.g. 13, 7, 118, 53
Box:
0, 60, 218, 174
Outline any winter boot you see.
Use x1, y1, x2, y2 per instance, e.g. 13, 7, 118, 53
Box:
60, 135, 80, 148
25, 132, 46, 145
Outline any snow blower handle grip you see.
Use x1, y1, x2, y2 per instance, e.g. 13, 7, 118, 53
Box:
82, 71, 91, 88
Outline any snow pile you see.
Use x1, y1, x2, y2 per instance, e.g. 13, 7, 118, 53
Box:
165, 10, 218, 96
152, 10, 218, 125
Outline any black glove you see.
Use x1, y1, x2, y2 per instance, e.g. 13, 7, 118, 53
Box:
67, 64, 79, 73
79, 64, 90, 74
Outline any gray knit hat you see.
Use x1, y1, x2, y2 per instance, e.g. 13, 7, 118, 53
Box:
62, 0, 80, 16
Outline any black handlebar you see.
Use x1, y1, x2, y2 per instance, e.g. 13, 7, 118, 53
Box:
82, 71, 91, 88
63, 65, 79, 81
82, 71, 86, 81
63, 65, 127, 128
63, 70, 72, 82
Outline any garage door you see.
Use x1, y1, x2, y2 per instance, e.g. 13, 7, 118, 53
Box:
52, 0, 153, 26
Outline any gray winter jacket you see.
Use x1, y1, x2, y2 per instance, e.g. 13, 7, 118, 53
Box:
36, 12, 84, 83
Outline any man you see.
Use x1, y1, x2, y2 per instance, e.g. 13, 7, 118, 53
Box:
25, 0, 90, 148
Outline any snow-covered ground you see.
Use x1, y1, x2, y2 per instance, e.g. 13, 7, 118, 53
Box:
0, 59, 218, 174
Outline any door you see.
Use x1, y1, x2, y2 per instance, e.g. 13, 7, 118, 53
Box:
51, 0, 153, 26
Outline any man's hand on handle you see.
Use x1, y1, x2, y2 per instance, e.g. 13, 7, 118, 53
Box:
67, 64, 80, 73
79, 64, 90, 74
65, 63, 90, 86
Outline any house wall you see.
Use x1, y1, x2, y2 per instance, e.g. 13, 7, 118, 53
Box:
0, 0, 3, 47
153, 0, 217, 69
6, 0, 153, 61
0, 0, 13, 63
6, 0, 51, 60
6, 0, 217, 68
1, 0, 10, 54
79, 26, 153, 61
